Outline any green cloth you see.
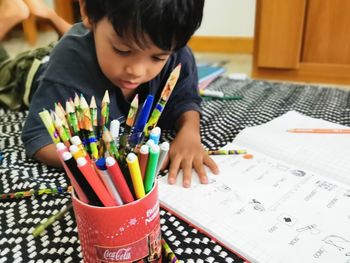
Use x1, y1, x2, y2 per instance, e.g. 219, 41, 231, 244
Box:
0, 44, 9, 62
0, 43, 55, 110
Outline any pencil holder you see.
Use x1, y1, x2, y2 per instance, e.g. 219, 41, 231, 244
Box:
71, 183, 162, 263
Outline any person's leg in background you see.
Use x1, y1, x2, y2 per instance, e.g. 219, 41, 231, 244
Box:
23, 0, 72, 36
0, 0, 71, 42
0, 0, 30, 41
0, 0, 71, 110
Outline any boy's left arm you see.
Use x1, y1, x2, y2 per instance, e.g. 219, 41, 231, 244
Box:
167, 110, 219, 187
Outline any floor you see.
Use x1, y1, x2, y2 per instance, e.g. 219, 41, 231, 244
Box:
1, 29, 253, 78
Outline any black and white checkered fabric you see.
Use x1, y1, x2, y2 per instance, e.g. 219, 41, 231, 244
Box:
1, 77, 350, 262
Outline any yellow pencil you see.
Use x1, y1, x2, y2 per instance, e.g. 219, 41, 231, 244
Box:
126, 153, 145, 199
39, 109, 61, 144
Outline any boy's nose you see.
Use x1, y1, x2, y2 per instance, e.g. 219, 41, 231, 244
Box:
125, 64, 146, 79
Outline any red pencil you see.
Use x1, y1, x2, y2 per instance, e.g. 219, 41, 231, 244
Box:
76, 157, 117, 207
105, 156, 135, 204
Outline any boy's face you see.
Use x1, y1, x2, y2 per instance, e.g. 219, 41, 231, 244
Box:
93, 17, 172, 99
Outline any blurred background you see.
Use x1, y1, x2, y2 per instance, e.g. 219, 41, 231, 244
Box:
1, 0, 255, 79
3, 0, 350, 87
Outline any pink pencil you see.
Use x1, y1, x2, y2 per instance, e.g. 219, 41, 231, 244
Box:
287, 128, 350, 134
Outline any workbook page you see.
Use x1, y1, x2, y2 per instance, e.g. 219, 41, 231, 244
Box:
234, 111, 350, 186
158, 150, 350, 263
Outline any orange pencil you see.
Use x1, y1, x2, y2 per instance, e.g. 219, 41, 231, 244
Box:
287, 128, 350, 134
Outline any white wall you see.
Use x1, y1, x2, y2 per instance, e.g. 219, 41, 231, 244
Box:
195, 0, 256, 37
46, 0, 255, 37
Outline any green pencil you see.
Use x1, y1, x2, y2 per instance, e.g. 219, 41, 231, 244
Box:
143, 144, 160, 193
162, 238, 179, 262
1, 186, 72, 201
201, 95, 243, 100
32, 203, 73, 237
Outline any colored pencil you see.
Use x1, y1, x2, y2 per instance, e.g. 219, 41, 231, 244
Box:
1, 186, 72, 201
89, 96, 99, 138
55, 102, 71, 137
126, 153, 145, 199
32, 203, 73, 237
144, 144, 160, 193
144, 64, 181, 136
66, 99, 80, 136
155, 141, 169, 176
161, 239, 179, 263
106, 156, 135, 204
125, 94, 139, 133
138, 144, 149, 179
101, 90, 110, 128
200, 89, 243, 100
287, 128, 350, 134
39, 109, 61, 144
207, 149, 247, 155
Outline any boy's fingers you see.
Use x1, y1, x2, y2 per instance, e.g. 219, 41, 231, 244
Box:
167, 155, 181, 184
204, 155, 219, 174
181, 159, 193, 188
194, 158, 208, 184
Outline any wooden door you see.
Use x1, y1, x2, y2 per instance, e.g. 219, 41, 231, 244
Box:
302, 0, 350, 64
253, 0, 350, 86
255, 0, 306, 69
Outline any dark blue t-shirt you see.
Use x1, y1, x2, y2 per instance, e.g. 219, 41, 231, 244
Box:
22, 23, 201, 157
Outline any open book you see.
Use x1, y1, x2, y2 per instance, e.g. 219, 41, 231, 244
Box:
158, 111, 350, 263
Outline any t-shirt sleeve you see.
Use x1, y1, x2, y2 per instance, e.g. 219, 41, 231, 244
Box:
21, 79, 76, 157
157, 47, 202, 130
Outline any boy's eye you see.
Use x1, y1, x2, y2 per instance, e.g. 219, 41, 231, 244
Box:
152, 56, 167, 62
113, 47, 131, 55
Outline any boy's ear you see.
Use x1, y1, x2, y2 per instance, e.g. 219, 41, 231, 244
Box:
78, 0, 92, 29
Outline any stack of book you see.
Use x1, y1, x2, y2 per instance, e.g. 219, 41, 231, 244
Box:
197, 64, 225, 90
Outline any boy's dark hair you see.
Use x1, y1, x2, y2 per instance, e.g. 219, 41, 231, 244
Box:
84, 0, 205, 51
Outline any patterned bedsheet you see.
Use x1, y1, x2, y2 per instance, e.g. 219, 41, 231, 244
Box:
1, 78, 349, 262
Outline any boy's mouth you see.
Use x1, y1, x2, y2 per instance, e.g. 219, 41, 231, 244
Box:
119, 80, 140, 90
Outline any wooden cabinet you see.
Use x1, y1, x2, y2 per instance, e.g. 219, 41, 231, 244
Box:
253, 0, 350, 86
54, 0, 75, 24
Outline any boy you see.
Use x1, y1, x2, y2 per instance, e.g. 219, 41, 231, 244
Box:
21, 0, 219, 187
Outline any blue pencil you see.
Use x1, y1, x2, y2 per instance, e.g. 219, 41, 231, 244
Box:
133, 94, 154, 134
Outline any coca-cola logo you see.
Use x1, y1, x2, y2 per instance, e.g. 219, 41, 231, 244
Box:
95, 236, 148, 262
103, 248, 131, 261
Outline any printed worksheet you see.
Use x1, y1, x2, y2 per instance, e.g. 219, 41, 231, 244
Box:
159, 111, 350, 263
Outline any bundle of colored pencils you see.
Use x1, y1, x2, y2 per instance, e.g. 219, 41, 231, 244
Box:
39, 64, 181, 207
